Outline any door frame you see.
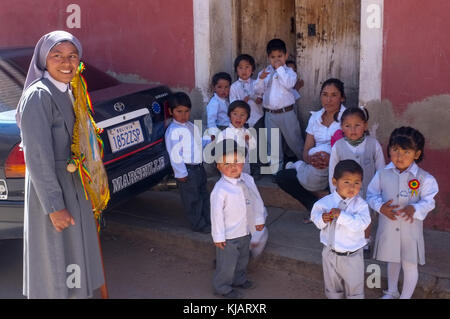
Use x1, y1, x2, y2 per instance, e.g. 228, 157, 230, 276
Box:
193, 0, 384, 105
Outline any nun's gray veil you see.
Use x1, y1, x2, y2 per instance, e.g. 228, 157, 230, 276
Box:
16, 30, 82, 128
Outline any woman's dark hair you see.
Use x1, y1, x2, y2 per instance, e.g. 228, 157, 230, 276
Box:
167, 92, 191, 110
212, 72, 232, 87
266, 38, 287, 55
333, 159, 363, 180
234, 54, 256, 73
320, 78, 346, 122
228, 100, 250, 120
387, 126, 425, 163
341, 107, 369, 123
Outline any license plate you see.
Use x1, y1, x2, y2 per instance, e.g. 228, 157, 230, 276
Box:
107, 121, 144, 153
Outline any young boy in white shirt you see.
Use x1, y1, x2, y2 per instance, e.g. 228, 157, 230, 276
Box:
310, 159, 371, 299
210, 139, 266, 298
165, 92, 211, 233
254, 38, 304, 174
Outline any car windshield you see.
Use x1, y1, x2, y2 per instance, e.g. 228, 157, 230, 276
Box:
0, 49, 121, 113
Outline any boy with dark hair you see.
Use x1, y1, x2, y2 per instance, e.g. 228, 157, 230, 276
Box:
210, 139, 266, 298
310, 159, 371, 299
165, 92, 211, 233
254, 38, 304, 175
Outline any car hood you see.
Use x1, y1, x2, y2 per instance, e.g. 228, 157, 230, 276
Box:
89, 83, 154, 104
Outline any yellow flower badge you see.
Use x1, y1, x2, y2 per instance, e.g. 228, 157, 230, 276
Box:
408, 179, 420, 197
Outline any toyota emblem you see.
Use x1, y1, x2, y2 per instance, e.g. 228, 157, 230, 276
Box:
113, 102, 125, 112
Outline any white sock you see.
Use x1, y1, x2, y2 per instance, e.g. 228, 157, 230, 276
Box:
386, 262, 401, 295
400, 261, 419, 299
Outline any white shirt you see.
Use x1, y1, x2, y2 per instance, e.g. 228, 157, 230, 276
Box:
164, 119, 205, 178
311, 191, 371, 253
206, 93, 230, 132
328, 137, 385, 193
254, 65, 297, 110
210, 173, 266, 243
366, 162, 439, 221
306, 105, 346, 151
230, 78, 264, 126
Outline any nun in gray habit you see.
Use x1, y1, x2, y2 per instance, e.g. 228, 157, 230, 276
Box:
17, 30, 104, 299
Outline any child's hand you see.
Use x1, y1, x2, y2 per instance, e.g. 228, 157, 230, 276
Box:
215, 242, 226, 250
176, 176, 188, 183
244, 96, 250, 103
396, 205, 416, 223
255, 224, 265, 231
259, 68, 270, 80
322, 211, 334, 223
255, 97, 263, 105
295, 79, 304, 91
380, 199, 400, 221
330, 208, 341, 219
244, 134, 250, 142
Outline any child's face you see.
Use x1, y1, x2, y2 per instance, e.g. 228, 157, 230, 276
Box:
268, 50, 288, 69
320, 84, 344, 113
236, 60, 253, 81
332, 172, 363, 199
217, 152, 244, 179
341, 114, 367, 141
389, 145, 421, 172
230, 107, 249, 128
214, 79, 231, 99
169, 105, 190, 123
46, 41, 80, 84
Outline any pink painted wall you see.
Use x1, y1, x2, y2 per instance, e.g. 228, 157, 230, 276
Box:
382, 0, 450, 231
0, 0, 195, 89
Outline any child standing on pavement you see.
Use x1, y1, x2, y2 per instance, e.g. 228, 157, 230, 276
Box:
211, 139, 266, 299
311, 160, 371, 299
165, 92, 211, 233
367, 127, 438, 299
328, 107, 386, 255
254, 38, 304, 174
206, 72, 232, 141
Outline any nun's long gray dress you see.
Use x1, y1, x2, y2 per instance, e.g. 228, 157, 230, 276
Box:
18, 78, 104, 298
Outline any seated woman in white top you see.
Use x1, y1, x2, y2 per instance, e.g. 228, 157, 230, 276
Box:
275, 78, 346, 219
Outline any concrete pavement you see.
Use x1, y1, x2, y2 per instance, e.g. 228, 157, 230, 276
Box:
105, 175, 450, 299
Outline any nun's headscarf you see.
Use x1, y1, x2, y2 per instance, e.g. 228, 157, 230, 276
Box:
16, 30, 82, 127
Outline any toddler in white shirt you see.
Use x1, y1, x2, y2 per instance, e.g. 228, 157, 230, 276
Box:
311, 159, 371, 299
206, 72, 232, 140
210, 139, 266, 299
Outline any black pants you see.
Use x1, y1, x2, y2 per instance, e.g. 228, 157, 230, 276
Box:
176, 165, 211, 231
275, 168, 318, 211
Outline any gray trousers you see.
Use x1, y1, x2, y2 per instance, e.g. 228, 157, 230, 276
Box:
213, 235, 251, 295
322, 246, 365, 299
176, 165, 210, 231
265, 109, 304, 173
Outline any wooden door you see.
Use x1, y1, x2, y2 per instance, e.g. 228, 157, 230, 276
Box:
236, 0, 297, 73
295, 0, 361, 127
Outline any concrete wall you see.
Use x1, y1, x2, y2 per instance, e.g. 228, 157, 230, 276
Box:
0, 0, 195, 90
369, 0, 450, 231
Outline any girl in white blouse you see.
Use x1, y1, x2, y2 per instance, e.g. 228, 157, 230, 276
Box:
367, 127, 439, 299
